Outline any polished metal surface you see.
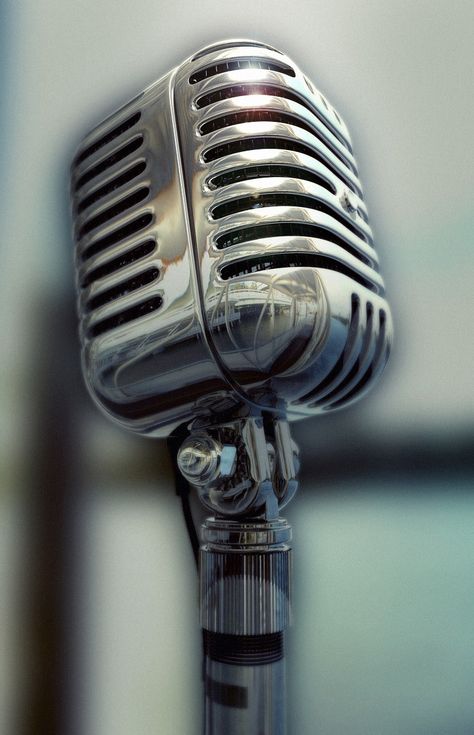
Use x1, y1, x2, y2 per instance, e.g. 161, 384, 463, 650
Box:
202, 517, 292, 548
181, 416, 299, 519
177, 435, 237, 486
191, 420, 294, 735
69, 39, 395, 735
204, 656, 286, 735
201, 512, 291, 734
70, 39, 393, 438
200, 517, 292, 635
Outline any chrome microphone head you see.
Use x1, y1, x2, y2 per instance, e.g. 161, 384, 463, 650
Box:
70, 39, 393, 437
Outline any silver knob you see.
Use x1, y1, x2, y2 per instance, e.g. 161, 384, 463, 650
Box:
177, 434, 236, 486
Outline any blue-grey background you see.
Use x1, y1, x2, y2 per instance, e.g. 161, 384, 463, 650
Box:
0, 1, 473, 734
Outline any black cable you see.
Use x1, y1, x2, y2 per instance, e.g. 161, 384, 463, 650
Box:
167, 435, 200, 568
167, 434, 205, 724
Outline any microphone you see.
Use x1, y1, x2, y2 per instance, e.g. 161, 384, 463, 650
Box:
71, 39, 391, 438
70, 39, 392, 734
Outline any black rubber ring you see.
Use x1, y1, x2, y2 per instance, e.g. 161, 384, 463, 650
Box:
203, 630, 284, 666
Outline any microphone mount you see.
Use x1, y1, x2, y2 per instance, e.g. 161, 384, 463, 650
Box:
177, 415, 299, 520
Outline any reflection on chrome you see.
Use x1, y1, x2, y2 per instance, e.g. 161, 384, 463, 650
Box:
70, 39, 392, 438
70, 39, 394, 735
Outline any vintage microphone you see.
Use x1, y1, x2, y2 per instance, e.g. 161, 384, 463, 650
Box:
70, 39, 392, 734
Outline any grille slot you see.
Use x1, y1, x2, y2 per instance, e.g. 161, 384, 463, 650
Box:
200, 110, 354, 173
211, 193, 367, 242
81, 239, 156, 288
215, 222, 371, 266
86, 267, 160, 311
74, 112, 141, 167
82, 212, 153, 261
203, 137, 359, 195
190, 58, 295, 84
297, 294, 360, 404
78, 186, 150, 238
77, 161, 147, 214
312, 301, 374, 407
329, 309, 387, 408
74, 136, 144, 192
208, 164, 335, 193
219, 255, 379, 293
196, 83, 350, 152
88, 295, 162, 338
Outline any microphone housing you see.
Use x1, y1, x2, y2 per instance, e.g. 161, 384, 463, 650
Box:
70, 40, 392, 437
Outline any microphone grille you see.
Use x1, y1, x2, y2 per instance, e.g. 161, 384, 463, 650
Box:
173, 41, 392, 414
176, 42, 378, 281
71, 110, 161, 342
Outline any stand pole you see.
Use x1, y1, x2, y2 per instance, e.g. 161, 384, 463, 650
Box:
200, 518, 292, 735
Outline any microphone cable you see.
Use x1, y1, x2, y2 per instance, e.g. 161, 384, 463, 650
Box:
168, 435, 200, 569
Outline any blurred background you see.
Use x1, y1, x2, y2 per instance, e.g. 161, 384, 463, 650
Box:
1, 1, 473, 734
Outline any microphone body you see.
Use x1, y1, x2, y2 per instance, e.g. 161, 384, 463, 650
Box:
71, 40, 392, 438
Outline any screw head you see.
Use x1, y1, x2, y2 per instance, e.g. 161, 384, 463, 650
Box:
177, 435, 236, 486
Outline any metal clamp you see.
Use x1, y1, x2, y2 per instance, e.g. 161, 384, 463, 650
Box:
177, 416, 299, 520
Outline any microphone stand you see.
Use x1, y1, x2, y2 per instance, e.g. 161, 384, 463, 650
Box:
176, 416, 299, 735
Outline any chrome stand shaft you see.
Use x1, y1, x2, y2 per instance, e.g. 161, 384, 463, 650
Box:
203, 651, 286, 734
200, 517, 292, 735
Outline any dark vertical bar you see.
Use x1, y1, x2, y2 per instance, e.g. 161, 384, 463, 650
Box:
19, 295, 85, 735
